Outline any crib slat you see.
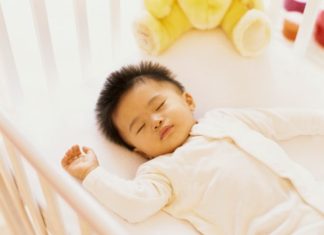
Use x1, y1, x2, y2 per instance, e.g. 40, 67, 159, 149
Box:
266, 0, 282, 27
3, 137, 47, 235
0, 3, 23, 106
294, 0, 322, 55
29, 0, 59, 89
39, 176, 67, 235
0, 110, 128, 235
0, 180, 19, 235
79, 216, 92, 235
73, 0, 92, 81
109, 0, 121, 64
0, 174, 30, 235
0, 141, 35, 235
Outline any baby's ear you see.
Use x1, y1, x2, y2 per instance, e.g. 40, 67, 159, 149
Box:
182, 92, 196, 111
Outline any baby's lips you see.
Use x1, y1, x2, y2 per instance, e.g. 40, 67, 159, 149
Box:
159, 125, 173, 140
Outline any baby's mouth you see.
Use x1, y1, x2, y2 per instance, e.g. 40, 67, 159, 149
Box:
159, 125, 174, 140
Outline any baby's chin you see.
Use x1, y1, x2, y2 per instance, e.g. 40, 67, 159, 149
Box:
149, 136, 190, 158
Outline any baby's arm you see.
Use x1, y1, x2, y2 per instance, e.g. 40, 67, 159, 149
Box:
213, 108, 324, 141
83, 166, 172, 223
61, 145, 171, 223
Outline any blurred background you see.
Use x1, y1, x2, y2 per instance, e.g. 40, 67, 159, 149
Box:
0, 0, 323, 111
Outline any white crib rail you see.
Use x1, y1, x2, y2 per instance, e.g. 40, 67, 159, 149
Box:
294, 0, 323, 56
109, 0, 121, 62
0, 3, 23, 106
0, 143, 35, 235
0, 1, 128, 234
0, 109, 128, 235
73, 0, 92, 81
0, 0, 123, 107
29, 0, 59, 90
2, 137, 47, 235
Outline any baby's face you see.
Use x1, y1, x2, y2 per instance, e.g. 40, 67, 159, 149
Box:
113, 79, 196, 158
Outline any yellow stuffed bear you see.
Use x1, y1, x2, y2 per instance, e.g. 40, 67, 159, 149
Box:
134, 0, 271, 56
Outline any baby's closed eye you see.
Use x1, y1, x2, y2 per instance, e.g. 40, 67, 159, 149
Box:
155, 100, 166, 111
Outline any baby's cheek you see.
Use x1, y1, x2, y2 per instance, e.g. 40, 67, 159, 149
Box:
134, 138, 151, 152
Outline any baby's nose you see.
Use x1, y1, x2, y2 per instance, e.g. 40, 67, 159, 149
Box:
151, 115, 163, 130
153, 119, 162, 130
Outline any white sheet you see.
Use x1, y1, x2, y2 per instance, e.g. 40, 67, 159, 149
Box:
9, 29, 324, 234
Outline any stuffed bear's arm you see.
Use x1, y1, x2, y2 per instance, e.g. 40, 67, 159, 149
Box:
134, 3, 191, 55
144, 0, 175, 19
240, 0, 264, 10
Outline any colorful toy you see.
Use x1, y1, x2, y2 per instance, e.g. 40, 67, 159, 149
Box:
282, 12, 302, 41
284, 0, 306, 13
133, 0, 271, 57
282, 0, 324, 48
282, 0, 305, 41
314, 10, 324, 47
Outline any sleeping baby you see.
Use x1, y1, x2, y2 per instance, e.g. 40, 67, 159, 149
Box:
61, 61, 324, 234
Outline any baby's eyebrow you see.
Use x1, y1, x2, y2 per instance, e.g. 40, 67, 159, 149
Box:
147, 95, 162, 107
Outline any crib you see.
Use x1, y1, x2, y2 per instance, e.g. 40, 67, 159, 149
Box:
1, 0, 324, 234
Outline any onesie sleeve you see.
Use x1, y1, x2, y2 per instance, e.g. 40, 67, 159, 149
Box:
82, 166, 172, 223
212, 108, 324, 141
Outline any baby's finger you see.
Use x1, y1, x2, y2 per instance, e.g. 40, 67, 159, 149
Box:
62, 145, 80, 167
64, 148, 72, 157
74, 145, 82, 156
82, 146, 95, 158
61, 154, 72, 168
72, 145, 81, 156
82, 146, 90, 153
65, 145, 76, 157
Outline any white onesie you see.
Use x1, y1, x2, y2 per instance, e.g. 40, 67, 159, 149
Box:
84, 109, 324, 234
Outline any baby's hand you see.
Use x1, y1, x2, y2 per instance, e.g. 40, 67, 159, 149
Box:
61, 145, 99, 181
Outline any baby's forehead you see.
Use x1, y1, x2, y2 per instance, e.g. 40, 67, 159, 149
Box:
115, 79, 180, 113
131, 78, 182, 93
